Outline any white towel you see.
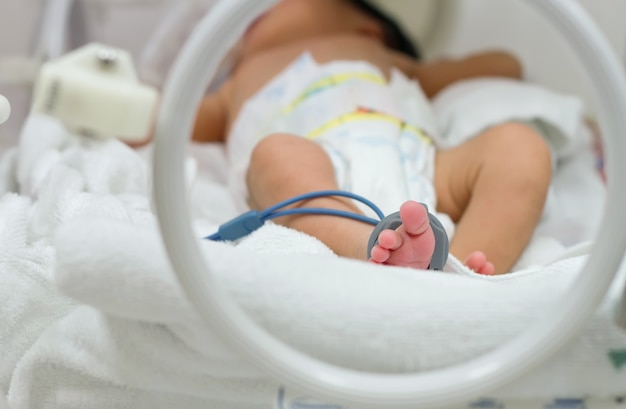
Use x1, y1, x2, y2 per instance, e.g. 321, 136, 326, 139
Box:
2, 104, 624, 409
53, 218, 626, 400
431, 77, 587, 158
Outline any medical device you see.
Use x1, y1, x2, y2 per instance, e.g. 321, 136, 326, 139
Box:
206, 189, 450, 271
150, 1, 626, 408
31, 43, 157, 141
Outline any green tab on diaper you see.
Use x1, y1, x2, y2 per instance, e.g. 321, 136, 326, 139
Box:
608, 349, 626, 370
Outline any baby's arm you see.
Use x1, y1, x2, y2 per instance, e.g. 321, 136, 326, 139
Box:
192, 81, 231, 143
391, 50, 523, 98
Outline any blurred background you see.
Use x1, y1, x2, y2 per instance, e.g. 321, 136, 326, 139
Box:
1, 0, 625, 150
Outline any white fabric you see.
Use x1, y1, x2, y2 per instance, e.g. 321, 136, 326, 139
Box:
0, 77, 621, 409
432, 77, 586, 157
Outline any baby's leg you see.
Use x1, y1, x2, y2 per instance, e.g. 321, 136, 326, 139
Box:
246, 133, 435, 268
434, 123, 552, 275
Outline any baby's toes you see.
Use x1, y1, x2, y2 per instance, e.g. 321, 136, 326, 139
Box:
377, 229, 403, 250
465, 251, 495, 275
399, 201, 429, 236
370, 245, 391, 263
476, 261, 495, 276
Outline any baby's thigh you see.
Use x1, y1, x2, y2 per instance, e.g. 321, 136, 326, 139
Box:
433, 139, 482, 222
434, 122, 551, 222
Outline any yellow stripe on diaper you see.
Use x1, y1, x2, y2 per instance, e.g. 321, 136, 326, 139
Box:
306, 108, 432, 143
283, 72, 386, 113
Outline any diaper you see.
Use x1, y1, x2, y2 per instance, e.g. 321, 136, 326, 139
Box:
227, 52, 454, 236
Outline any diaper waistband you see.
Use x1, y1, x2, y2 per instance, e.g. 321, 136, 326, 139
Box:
284, 71, 387, 114
306, 106, 432, 144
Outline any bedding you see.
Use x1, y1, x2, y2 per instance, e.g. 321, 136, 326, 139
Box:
0, 79, 624, 409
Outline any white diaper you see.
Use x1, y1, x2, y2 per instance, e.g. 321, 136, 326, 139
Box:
227, 52, 454, 235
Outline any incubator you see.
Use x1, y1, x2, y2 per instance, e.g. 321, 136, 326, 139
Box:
1, 1, 626, 408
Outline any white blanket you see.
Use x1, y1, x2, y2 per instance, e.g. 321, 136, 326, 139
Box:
1, 80, 625, 409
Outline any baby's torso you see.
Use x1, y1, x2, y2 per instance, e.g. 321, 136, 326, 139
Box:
226, 35, 438, 152
225, 35, 398, 125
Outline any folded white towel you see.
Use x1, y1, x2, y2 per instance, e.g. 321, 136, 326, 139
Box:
0, 193, 78, 397
51, 217, 626, 401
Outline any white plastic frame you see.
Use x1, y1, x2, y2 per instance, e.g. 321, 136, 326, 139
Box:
0, 95, 9, 124
153, 1, 626, 408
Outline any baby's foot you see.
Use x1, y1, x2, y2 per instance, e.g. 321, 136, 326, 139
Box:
464, 251, 495, 275
369, 201, 435, 269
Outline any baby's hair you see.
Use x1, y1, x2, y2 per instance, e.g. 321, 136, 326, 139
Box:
347, 0, 421, 60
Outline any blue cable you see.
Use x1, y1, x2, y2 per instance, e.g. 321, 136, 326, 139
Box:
264, 208, 380, 225
259, 190, 385, 219
205, 190, 384, 242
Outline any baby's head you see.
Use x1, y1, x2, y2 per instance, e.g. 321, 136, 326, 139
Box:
240, 0, 419, 59
348, 0, 419, 58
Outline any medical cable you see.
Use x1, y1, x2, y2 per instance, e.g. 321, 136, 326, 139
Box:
205, 189, 449, 271
205, 190, 385, 241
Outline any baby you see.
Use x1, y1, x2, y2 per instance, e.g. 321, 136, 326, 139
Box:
191, 0, 552, 275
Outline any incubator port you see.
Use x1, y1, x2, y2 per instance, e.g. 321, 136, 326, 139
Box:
31, 43, 158, 141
